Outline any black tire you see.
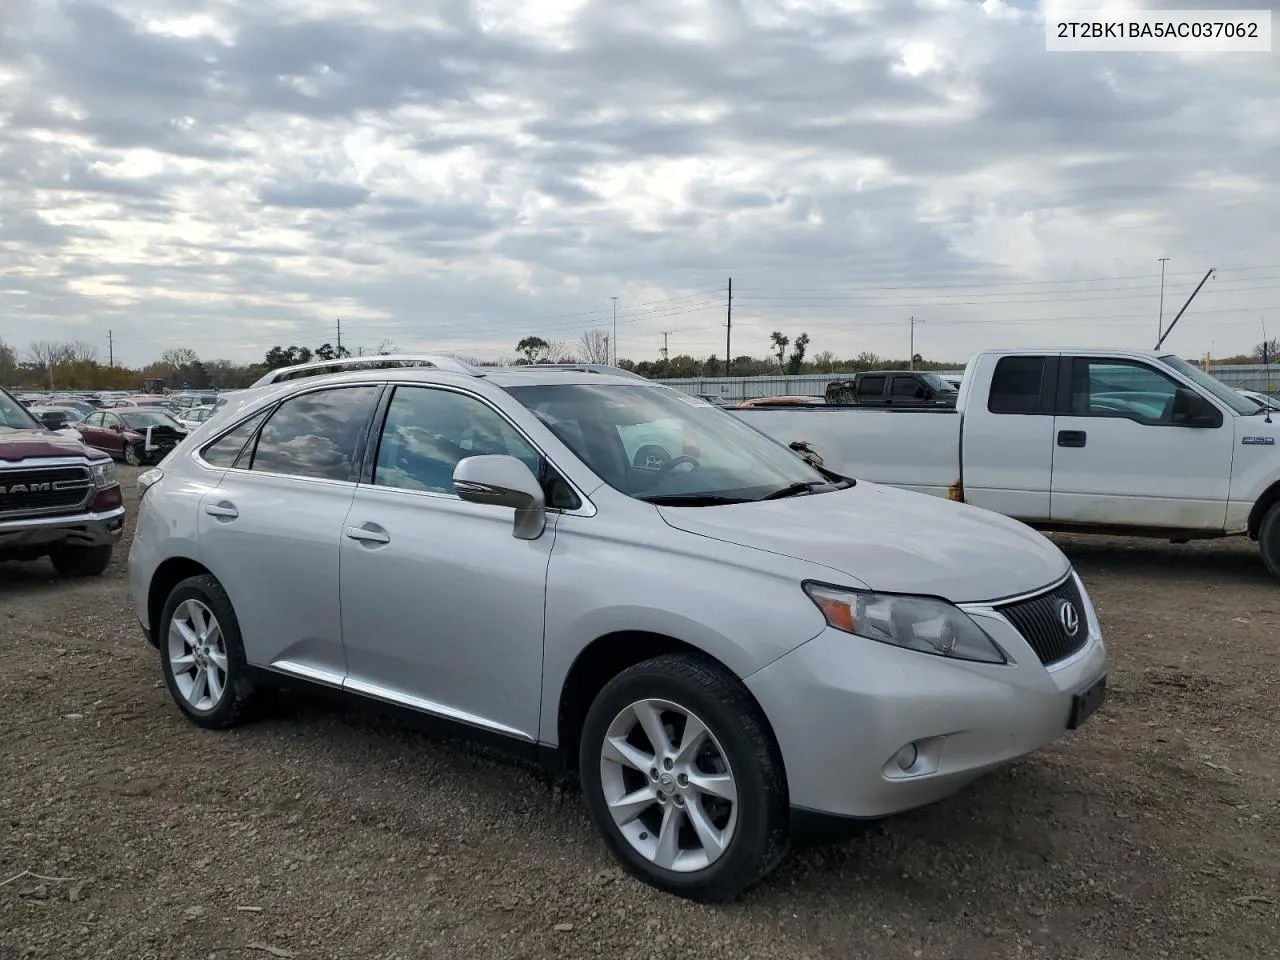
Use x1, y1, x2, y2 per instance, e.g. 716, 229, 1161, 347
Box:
1259, 503, 1280, 579
49, 544, 113, 577
578, 653, 789, 902
124, 444, 142, 466
158, 574, 256, 729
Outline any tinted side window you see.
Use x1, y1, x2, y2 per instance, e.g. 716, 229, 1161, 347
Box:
858, 376, 885, 398
249, 386, 380, 481
201, 410, 269, 468
890, 377, 921, 398
373, 387, 540, 494
988, 357, 1046, 414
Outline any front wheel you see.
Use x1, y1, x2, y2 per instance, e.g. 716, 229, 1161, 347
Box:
124, 444, 143, 466
578, 654, 789, 902
1259, 503, 1280, 579
50, 544, 112, 577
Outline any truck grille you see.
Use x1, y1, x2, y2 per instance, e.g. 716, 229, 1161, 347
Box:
0, 465, 93, 518
995, 574, 1090, 666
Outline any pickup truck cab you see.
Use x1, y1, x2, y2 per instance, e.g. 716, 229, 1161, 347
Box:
733, 348, 1280, 577
825, 371, 958, 407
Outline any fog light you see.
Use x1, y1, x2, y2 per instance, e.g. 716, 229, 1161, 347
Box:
894, 744, 918, 771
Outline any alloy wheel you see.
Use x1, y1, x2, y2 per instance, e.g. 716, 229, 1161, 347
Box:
598, 698, 739, 872
167, 598, 229, 713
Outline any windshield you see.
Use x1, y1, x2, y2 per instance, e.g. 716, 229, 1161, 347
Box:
1159, 356, 1257, 415
506, 382, 829, 503
119, 410, 183, 429
0, 389, 41, 430
921, 373, 956, 392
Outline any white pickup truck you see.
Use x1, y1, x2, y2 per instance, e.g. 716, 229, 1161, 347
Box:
729, 348, 1280, 577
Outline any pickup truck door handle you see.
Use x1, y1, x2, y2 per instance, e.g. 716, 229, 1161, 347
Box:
345, 524, 391, 545
204, 501, 238, 520
1057, 430, 1087, 448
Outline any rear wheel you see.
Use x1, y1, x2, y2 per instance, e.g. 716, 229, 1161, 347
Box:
159, 575, 256, 729
578, 654, 789, 902
1259, 503, 1280, 579
50, 544, 112, 577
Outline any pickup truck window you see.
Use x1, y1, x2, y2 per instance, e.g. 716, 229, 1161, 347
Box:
988, 356, 1047, 414
1069, 359, 1184, 423
1160, 355, 1257, 415
890, 377, 922, 399
0, 389, 41, 430
857, 376, 885, 399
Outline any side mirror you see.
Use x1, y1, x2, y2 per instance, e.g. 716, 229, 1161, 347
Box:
453, 454, 547, 540
1173, 388, 1221, 428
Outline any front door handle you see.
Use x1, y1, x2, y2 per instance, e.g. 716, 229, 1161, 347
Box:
1057, 430, 1087, 448
204, 501, 239, 520
346, 524, 390, 545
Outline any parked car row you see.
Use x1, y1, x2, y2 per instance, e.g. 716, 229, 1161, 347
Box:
124, 354, 1108, 903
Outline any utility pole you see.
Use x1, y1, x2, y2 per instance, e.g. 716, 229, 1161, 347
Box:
724, 278, 732, 377
1157, 257, 1170, 341
660, 332, 670, 361
611, 297, 618, 365
1154, 267, 1216, 351
336, 318, 343, 355
908, 316, 921, 370
107, 329, 114, 368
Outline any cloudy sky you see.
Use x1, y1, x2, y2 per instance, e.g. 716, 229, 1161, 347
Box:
1, 0, 1276, 369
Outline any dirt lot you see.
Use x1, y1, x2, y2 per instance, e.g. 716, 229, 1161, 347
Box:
2, 467, 1277, 960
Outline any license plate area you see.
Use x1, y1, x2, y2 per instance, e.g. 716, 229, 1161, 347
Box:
1068, 674, 1107, 730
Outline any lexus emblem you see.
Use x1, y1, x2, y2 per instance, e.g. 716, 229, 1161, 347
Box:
1058, 600, 1080, 638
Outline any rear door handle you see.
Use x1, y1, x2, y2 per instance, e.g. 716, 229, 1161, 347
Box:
346, 524, 390, 545
204, 501, 238, 520
1057, 430, 1087, 448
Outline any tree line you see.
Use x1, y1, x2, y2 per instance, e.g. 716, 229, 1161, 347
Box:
3, 329, 1276, 392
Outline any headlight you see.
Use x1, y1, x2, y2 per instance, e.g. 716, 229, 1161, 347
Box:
803, 582, 1007, 664
89, 459, 118, 489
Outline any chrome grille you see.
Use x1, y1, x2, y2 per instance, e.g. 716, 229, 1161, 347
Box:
0, 465, 93, 518
995, 575, 1090, 666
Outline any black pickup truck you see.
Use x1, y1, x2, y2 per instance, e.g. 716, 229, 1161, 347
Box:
824, 370, 958, 407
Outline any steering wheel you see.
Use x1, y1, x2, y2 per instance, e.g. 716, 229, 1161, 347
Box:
654, 455, 700, 478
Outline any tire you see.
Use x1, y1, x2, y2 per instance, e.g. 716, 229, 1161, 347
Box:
578, 653, 789, 902
158, 574, 256, 729
124, 444, 142, 466
49, 544, 113, 577
1259, 503, 1280, 579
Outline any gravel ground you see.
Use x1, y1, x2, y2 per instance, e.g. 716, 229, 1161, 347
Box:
2, 467, 1277, 960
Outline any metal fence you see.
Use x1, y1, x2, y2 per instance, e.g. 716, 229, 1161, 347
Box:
661, 364, 1278, 401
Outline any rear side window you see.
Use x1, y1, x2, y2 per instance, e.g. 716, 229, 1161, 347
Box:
988, 357, 1047, 414
248, 386, 381, 481
201, 410, 269, 468
857, 376, 885, 398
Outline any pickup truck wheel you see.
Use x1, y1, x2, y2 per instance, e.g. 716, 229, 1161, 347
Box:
49, 544, 113, 578
124, 444, 143, 466
1258, 504, 1280, 579
159, 575, 256, 729
579, 654, 788, 903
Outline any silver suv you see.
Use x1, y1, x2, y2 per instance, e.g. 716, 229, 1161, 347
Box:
128, 359, 1108, 901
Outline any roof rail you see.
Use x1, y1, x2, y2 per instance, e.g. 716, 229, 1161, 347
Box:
521, 363, 649, 381
250, 354, 483, 388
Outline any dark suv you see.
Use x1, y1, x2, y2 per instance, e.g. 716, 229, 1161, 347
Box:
0, 386, 126, 576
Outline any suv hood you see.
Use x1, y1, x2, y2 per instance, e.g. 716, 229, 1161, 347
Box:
0, 427, 97, 462
657, 481, 1069, 603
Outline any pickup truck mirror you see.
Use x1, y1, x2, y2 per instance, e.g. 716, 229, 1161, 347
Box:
1172, 388, 1222, 428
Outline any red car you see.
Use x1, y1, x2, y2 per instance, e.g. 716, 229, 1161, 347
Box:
76, 408, 188, 466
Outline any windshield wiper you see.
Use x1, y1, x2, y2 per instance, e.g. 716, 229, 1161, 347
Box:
757, 481, 827, 501
640, 494, 753, 506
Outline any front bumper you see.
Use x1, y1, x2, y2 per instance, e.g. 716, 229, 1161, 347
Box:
0, 505, 127, 553
745, 590, 1108, 820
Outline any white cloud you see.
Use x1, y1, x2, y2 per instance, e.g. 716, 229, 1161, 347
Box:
0, 0, 1276, 368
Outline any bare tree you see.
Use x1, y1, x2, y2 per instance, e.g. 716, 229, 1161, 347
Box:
372, 339, 398, 356
160, 347, 199, 369
579, 328, 611, 364
28, 340, 77, 369
547, 339, 576, 363
68, 339, 99, 363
